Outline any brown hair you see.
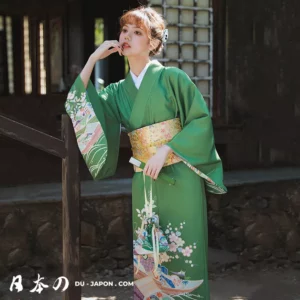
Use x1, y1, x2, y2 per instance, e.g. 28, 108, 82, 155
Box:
119, 6, 166, 56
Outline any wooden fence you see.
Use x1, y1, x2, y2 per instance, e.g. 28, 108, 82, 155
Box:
0, 113, 81, 300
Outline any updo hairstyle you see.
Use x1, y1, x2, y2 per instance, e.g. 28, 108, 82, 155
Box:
120, 6, 166, 56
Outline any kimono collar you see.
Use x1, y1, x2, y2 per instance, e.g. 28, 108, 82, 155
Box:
130, 61, 151, 89
124, 59, 162, 95
125, 59, 164, 129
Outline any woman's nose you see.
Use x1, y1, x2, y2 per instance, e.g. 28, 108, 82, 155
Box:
125, 33, 131, 41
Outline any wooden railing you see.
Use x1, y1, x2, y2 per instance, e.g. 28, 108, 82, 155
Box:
0, 113, 81, 300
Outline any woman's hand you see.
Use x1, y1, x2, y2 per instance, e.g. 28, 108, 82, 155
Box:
80, 40, 122, 88
91, 40, 123, 61
144, 145, 173, 180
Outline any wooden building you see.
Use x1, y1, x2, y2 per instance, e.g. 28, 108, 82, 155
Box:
0, 0, 299, 186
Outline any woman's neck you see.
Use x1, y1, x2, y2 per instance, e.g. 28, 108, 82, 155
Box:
128, 57, 151, 77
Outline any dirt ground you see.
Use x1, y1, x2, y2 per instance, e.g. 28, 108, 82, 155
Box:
1, 264, 300, 300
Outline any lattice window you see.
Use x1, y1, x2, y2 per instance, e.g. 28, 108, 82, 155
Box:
39, 21, 47, 94
150, 0, 214, 115
0, 15, 64, 96
24, 16, 32, 94
0, 16, 6, 95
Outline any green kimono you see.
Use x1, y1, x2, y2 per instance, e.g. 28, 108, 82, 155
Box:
65, 60, 227, 299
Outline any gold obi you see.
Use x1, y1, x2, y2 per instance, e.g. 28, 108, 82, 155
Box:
128, 118, 182, 172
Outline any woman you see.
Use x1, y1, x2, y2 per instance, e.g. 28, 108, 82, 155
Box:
65, 6, 227, 300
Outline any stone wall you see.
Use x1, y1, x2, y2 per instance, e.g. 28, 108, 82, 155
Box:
0, 180, 299, 281
208, 180, 300, 266
0, 197, 132, 280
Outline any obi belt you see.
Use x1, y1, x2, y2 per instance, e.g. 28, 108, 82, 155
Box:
128, 117, 226, 194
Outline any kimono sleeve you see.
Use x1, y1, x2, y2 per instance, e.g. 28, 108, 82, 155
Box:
65, 75, 121, 180
165, 68, 227, 194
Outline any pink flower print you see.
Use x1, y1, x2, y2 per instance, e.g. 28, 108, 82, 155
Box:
182, 246, 193, 257
166, 133, 172, 140
169, 232, 179, 243
169, 242, 178, 252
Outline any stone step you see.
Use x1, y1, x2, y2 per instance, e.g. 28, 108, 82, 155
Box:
81, 298, 116, 300
208, 247, 239, 273
0, 167, 300, 205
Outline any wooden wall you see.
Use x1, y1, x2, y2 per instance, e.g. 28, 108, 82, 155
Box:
223, 0, 300, 169
1, 0, 299, 186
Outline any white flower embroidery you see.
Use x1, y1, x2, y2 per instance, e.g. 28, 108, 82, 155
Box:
160, 252, 170, 263
182, 246, 193, 257
67, 90, 76, 100
176, 237, 185, 247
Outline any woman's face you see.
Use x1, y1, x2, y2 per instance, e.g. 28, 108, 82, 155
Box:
119, 23, 152, 58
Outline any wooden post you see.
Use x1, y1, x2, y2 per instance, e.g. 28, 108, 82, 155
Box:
61, 114, 81, 300
212, 0, 227, 121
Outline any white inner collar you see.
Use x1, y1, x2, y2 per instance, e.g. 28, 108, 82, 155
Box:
130, 61, 152, 89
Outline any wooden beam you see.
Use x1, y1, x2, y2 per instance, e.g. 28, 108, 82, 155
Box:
212, 0, 227, 121
61, 114, 81, 300
0, 113, 66, 158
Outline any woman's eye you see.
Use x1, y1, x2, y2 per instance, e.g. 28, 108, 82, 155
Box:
135, 31, 141, 35
122, 29, 127, 33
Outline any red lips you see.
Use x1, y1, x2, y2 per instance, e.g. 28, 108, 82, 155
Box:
122, 42, 131, 49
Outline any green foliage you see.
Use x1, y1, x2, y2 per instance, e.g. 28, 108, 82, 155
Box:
95, 18, 104, 46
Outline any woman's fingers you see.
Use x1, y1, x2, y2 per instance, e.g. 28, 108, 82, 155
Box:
117, 46, 123, 56
109, 48, 118, 53
104, 40, 122, 56
107, 43, 122, 56
108, 40, 121, 49
153, 168, 160, 180
151, 166, 159, 177
145, 164, 159, 179
144, 163, 153, 177
109, 47, 122, 56
93, 40, 122, 60
144, 160, 163, 179
143, 163, 149, 176
105, 40, 120, 46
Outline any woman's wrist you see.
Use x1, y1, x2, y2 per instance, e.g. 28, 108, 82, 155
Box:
89, 54, 98, 64
161, 144, 173, 155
